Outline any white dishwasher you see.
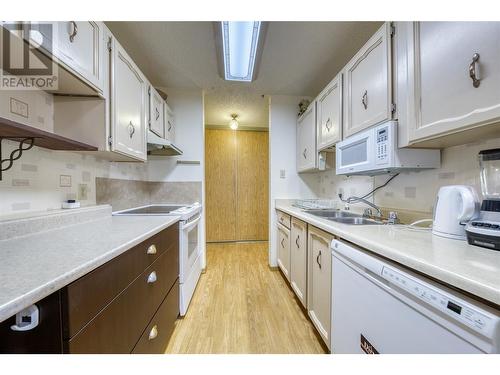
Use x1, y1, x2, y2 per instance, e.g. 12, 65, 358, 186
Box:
331, 239, 500, 354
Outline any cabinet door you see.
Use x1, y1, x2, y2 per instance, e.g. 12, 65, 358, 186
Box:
290, 218, 307, 307
164, 103, 175, 142
344, 22, 393, 137
297, 103, 316, 172
149, 86, 165, 137
110, 38, 147, 161
307, 226, 332, 349
277, 223, 291, 282
317, 73, 342, 150
56, 22, 104, 92
406, 22, 500, 143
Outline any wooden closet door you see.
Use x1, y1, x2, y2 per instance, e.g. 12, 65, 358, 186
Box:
205, 129, 237, 242
236, 131, 269, 241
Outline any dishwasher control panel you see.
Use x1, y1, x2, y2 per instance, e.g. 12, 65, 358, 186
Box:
382, 266, 495, 336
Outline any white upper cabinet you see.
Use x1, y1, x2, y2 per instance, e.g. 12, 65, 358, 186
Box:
149, 85, 165, 138
27, 22, 104, 93
344, 22, 393, 137
297, 103, 317, 172
164, 102, 175, 142
399, 22, 500, 147
110, 37, 147, 161
317, 72, 342, 150
55, 22, 104, 92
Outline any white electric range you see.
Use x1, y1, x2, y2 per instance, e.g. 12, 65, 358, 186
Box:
113, 203, 202, 316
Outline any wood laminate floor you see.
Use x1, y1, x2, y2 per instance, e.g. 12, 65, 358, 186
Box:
165, 242, 327, 354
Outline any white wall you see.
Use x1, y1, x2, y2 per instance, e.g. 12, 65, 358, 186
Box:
268, 95, 321, 266
146, 88, 207, 268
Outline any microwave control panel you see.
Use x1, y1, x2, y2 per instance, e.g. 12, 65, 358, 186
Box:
376, 127, 389, 163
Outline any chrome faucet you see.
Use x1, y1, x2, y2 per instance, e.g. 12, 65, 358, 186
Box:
338, 194, 382, 218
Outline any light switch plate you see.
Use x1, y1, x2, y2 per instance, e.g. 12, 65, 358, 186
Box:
280, 169, 286, 179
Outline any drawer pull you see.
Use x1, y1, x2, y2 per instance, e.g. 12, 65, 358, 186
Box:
147, 271, 157, 284
362, 90, 368, 110
147, 244, 157, 255
469, 53, 481, 88
148, 325, 158, 340
325, 117, 331, 132
69, 21, 78, 43
296, 235, 300, 248
316, 250, 322, 269
128, 121, 136, 138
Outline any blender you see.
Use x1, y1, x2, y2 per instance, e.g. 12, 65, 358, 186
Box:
466, 149, 500, 251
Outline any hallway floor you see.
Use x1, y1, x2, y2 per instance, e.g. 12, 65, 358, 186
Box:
165, 242, 327, 354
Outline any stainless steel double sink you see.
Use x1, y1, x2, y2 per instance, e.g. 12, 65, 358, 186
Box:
304, 209, 383, 225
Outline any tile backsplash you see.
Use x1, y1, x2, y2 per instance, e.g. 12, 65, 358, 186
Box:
318, 137, 500, 216
96, 178, 202, 211
0, 140, 148, 216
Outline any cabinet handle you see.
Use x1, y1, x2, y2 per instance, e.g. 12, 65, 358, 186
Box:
296, 235, 300, 248
147, 271, 157, 284
469, 53, 481, 88
147, 244, 157, 255
155, 108, 160, 121
148, 325, 158, 340
316, 250, 322, 269
362, 90, 368, 110
303, 148, 307, 159
280, 238, 285, 248
168, 121, 172, 132
325, 118, 331, 132
128, 121, 136, 138
69, 21, 78, 43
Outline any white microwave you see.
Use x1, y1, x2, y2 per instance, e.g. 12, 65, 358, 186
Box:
336, 121, 440, 176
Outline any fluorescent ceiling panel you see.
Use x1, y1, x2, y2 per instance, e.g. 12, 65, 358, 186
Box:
221, 21, 261, 82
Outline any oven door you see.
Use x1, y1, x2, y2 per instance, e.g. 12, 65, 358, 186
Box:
179, 214, 201, 283
336, 127, 375, 175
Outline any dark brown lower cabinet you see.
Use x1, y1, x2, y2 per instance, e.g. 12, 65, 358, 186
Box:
0, 224, 180, 354
132, 281, 179, 354
0, 292, 63, 354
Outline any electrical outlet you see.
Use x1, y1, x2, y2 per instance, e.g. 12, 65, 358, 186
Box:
78, 184, 88, 201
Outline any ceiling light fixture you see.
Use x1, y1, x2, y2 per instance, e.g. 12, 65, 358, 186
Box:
229, 114, 239, 130
215, 21, 266, 82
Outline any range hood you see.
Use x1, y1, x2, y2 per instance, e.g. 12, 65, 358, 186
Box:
147, 130, 183, 156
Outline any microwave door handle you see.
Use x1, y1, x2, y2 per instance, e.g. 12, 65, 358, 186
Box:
182, 214, 201, 231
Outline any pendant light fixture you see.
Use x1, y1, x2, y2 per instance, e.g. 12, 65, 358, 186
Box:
229, 114, 239, 130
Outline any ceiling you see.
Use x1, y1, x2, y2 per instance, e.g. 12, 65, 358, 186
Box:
106, 21, 382, 128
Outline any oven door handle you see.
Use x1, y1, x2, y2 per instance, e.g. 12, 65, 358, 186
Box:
182, 214, 201, 231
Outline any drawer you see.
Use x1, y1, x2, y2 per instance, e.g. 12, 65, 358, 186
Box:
132, 280, 179, 354
62, 223, 178, 339
65, 238, 179, 353
277, 210, 291, 229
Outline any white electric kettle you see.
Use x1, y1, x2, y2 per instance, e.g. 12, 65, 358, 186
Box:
432, 185, 480, 240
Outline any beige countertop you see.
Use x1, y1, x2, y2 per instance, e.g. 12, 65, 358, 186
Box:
275, 200, 500, 307
0, 206, 179, 323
